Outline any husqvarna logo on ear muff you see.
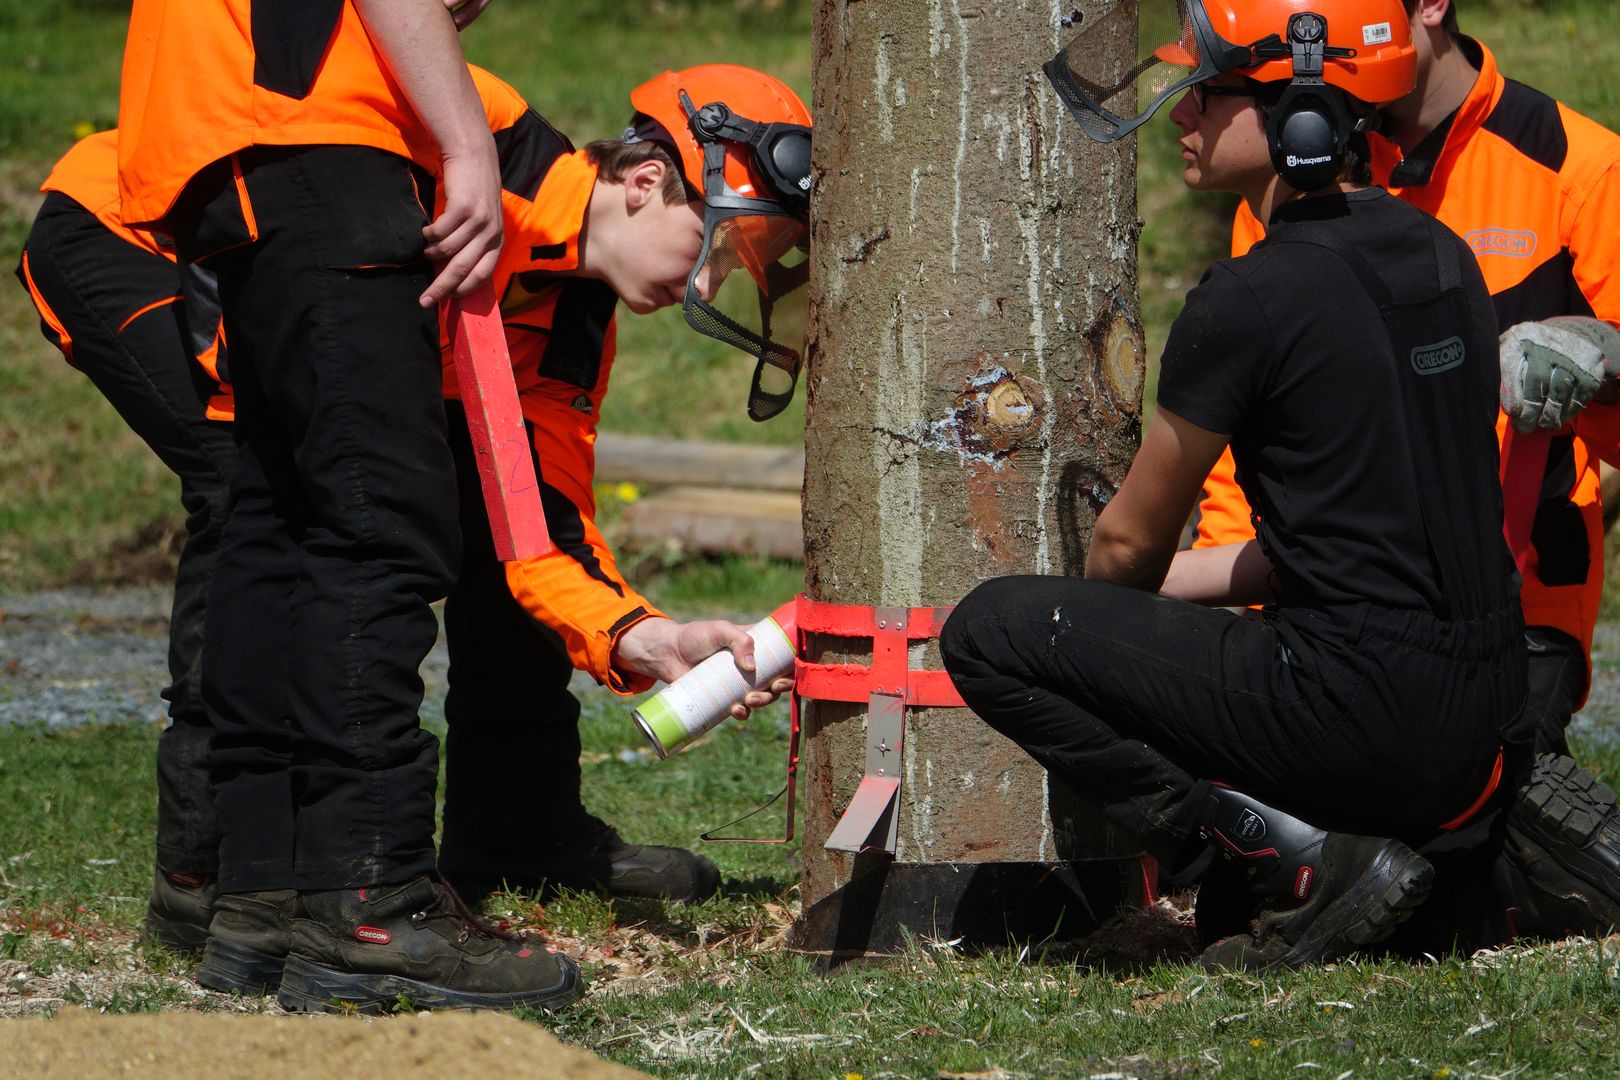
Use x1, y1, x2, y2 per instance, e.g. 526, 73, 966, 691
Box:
1286, 154, 1334, 168
1235, 808, 1268, 841
1412, 336, 1466, 376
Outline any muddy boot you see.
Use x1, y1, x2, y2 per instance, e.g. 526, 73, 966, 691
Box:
143, 868, 217, 955
276, 874, 584, 1015
1194, 786, 1433, 972
1500, 754, 1620, 938
195, 889, 296, 994
440, 816, 720, 904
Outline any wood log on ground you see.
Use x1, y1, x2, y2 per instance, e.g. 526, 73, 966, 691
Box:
620, 485, 803, 560
594, 433, 804, 493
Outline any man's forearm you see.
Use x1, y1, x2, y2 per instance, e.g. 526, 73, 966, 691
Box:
1160, 541, 1277, 607
353, 0, 492, 158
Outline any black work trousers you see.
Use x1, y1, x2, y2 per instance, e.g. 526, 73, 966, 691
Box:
1523, 626, 1586, 756
438, 403, 591, 859
175, 146, 460, 892
939, 577, 1526, 864
18, 194, 237, 875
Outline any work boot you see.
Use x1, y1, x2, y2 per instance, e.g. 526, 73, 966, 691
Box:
142, 868, 217, 955
1500, 753, 1620, 938
1193, 786, 1434, 972
195, 889, 296, 995
440, 816, 721, 904
276, 874, 584, 1015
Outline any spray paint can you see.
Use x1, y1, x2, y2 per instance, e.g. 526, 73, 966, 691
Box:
632, 600, 797, 759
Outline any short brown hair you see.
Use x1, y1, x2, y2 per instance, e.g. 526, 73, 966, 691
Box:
583, 137, 693, 205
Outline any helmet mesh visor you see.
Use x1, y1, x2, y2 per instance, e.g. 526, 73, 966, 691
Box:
1046, 0, 1208, 143
685, 213, 808, 421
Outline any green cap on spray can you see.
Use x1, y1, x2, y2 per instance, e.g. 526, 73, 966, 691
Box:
632, 599, 798, 759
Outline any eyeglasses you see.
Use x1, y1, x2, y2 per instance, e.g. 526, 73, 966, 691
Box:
1190, 82, 1258, 114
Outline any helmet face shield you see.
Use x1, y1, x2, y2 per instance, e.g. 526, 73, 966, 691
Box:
1045, 0, 1247, 143
685, 207, 809, 422
627, 65, 814, 421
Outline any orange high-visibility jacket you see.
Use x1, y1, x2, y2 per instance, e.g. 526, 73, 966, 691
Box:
117, 0, 437, 229
1196, 38, 1620, 699
445, 69, 666, 695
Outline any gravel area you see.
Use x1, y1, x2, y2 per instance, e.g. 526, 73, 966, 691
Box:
5, 586, 1618, 746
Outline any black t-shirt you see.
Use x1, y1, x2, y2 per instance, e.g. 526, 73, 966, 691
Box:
1158, 188, 1508, 615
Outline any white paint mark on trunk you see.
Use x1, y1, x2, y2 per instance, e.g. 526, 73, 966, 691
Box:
1038, 771, 1054, 861
875, 297, 925, 605
1014, 84, 1054, 574
874, 35, 894, 143
949, 0, 969, 275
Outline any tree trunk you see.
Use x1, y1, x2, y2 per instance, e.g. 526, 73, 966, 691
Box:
796, 0, 1144, 957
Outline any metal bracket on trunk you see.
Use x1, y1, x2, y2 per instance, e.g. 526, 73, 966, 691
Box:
825, 607, 911, 854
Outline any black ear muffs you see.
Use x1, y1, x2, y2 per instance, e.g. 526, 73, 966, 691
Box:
1266, 81, 1353, 190
1265, 11, 1362, 192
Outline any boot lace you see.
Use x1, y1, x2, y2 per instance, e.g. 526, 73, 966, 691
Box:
411, 875, 518, 944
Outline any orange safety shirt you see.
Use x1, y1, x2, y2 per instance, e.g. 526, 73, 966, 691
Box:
444, 69, 665, 694
117, 0, 436, 229
1197, 38, 1620, 700
24, 131, 232, 406
21, 130, 166, 367
42, 131, 171, 261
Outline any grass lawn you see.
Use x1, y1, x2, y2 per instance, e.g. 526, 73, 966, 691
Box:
8, 0, 1620, 1076
5, 695, 1620, 1076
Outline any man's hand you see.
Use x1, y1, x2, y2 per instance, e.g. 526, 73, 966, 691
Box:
1499, 317, 1620, 433
421, 146, 503, 307
349, 0, 503, 307
444, 0, 492, 30
614, 617, 794, 719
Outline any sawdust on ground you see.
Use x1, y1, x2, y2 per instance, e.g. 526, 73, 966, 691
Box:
0, 1006, 648, 1079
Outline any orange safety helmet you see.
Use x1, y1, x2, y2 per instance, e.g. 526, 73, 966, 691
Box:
1164, 0, 1417, 103
1047, 0, 1416, 143
629, 64, 812, 217
625, 65, 813, 421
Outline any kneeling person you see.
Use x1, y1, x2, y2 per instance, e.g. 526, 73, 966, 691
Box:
944, 0, 1526, 969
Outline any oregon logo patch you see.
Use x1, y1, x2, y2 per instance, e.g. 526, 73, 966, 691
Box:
1412, 337, 1466, 375
355, 926, 392, 945
1235, 808, 1268, 842
1465, 228, 1537, 259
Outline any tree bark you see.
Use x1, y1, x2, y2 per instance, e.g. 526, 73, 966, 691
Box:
798, 0, 1144, 939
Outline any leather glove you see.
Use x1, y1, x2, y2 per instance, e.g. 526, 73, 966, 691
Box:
1498, 316, 1620, 433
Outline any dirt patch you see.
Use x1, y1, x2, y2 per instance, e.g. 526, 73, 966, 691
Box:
0, 1006, 647, 1079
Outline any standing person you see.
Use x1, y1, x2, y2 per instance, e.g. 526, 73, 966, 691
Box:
16, 130, 232, 955
58, 59, 803, 1002
944, 0, 1616, 971
117, 0, 582, 1013
1197, 0, 1620, 761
